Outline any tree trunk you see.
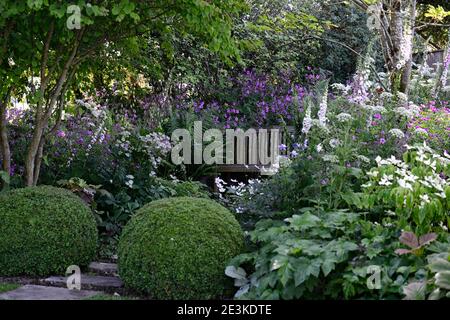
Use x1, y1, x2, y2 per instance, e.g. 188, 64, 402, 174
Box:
32, 137, 45, 186
0, 89, 12, 183
24, 30, 83, 186
25, 122, 45, 186
400, 0, 417, 94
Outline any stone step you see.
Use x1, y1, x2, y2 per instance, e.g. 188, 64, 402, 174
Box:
88, 262, 118, 276
0, 285, 101, 300
42, 275, 123, 294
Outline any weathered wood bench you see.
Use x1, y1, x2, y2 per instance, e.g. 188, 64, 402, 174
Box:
215, 126, 295, 175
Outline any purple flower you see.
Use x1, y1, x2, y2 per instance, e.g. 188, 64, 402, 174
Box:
56, 130, 66, 138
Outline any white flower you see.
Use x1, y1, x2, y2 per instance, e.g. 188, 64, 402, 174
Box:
414, 128, 428, 136
215, 177, 227, 193
404, 173, 418, 184
329, 139, 341, 149
367, 170, 379, 178
420, 194, 431, 205
125, 180, 133, 188
397, 92, 408, 102
375, 156, 383, 166
318, 88, 329, 127
389, 129, 405, 139
322, 154, 339, 163
361, 182, 373, 188
336, 112, 353, 123
357, 155, 370, 164
379, 174, 394, 186
331, 83, 350, 92
316, 144, 323, 153
362, 104, 387, 113
435, 192, 446, 199
398, 179, 413, 191
380, 92, 394, 100
302, 105, 312, 135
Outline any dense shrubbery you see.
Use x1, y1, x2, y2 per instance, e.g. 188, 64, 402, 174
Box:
118, 197, 244, 299
0, 186, 97, 276
218, 49, 450, 300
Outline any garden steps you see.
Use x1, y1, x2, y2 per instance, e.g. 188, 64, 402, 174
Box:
0, 284, 100, 300
88, 262, 118, 276
0, 262, 124, 300
42, 274, 123, 294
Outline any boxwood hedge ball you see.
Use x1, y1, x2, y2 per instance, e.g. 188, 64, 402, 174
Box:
118, 197, 244, 299
0, 186, 98, 276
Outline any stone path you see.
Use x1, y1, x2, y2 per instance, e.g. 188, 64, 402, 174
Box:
88, 262, 118, 276
0, 285, 100, 300
0, 262, 124, 300
43, 275, 123, 293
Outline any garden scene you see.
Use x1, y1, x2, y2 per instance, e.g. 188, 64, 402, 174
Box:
0, 0, 449, 301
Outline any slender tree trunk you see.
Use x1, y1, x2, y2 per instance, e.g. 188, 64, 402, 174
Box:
389, 0, 404, 93
32, 137, 45, 186
400, 0, 417, 94
25, 122, 45, 186
31, 88, 68, 186
24, 29, 83, 186
0, 89, 12, 182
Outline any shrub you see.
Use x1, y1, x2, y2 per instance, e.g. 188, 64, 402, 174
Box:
118, 197, 244, 299
0, 186, 98, 276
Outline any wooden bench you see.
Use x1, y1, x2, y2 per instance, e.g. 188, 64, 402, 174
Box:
215, 126, 295, 175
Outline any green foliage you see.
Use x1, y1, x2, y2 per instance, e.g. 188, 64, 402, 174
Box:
402, 238, 450, 300
0, 186, 98, 276
424, 5, 450, 22
228, 208, 428, 300
118, 197, 244, 299
0, 283, 19, 293
358, 143, 450, 234
0, 171, 9, 193
427, 240, 450, 299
